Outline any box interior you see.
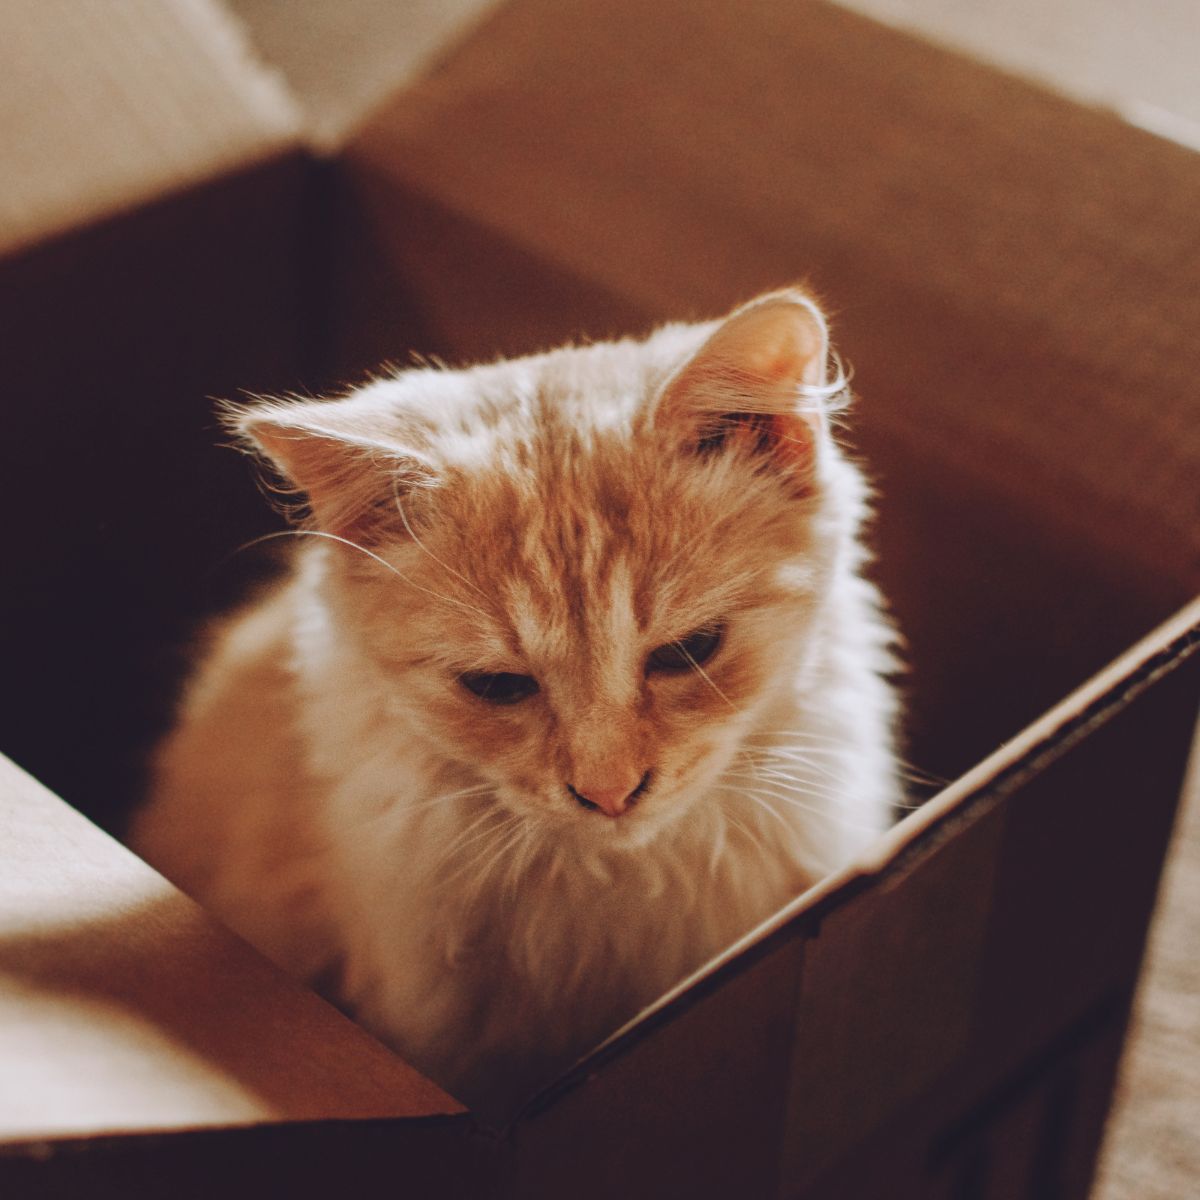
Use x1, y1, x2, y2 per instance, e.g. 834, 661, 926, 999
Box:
2, 0, 1198, 1192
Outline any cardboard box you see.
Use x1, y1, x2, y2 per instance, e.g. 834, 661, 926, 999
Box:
2, 1, 1197, 1196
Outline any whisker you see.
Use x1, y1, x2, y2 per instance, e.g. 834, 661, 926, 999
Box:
728, 774, 849, 805
742, 755, 942, 808
735, 751, 844, 785
320, 783, 489, 841
721, 770, 849, 803
742, 730, 863, 746
707, 812, 730, 874
679, 643, 736, 711
741, 732, 949, 789
729, 768, 926, 816
470, 820, 532, 891
400, 784, 494, 816
734, 785, 886, 834
739, 742, 849, 758
235, 529, 493, 622
441, 810, 520, 866
501, 824, 539, 897
896, 767, 950, 789
738, 791, 793, 832
392, 484, 490, 601
440, 815, 525, 888
723, 810, 768, 854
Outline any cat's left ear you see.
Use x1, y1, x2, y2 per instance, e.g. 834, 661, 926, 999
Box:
654, 289, 836, 489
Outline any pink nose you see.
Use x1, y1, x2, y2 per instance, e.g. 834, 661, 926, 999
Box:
569, 771, 651, 818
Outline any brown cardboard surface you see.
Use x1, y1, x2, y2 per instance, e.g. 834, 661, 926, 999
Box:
327, 176, 650, 390
0, 1119, 502, 1200
0, 154, 312, 831
786, 631, 1200, 1199
0, 0, 299, 258
0, 0, 313, 830
780, 807, 1005, 1189
790, 994, 1133, 1200
0, 753, 461, 1139
514, 937, 805, 1198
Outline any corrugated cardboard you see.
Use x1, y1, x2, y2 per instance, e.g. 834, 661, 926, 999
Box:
5, 607, 1196, 1198
1, 1, 1198, 1196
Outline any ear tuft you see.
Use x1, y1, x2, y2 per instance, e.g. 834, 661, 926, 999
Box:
694, 410, 778, 457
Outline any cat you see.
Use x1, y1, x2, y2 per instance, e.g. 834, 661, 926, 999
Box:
132, 287, 901, 1118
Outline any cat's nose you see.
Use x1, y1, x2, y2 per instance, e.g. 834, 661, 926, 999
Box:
568, 770, 651, 818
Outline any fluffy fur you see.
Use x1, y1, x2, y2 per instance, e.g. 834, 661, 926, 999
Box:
132, 289, 900, 1116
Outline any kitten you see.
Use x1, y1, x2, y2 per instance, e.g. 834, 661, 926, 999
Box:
132, 288, 900, 1117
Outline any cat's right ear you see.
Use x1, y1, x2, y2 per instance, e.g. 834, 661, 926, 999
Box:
653, 289, 842, 493
225, 397, 436, 544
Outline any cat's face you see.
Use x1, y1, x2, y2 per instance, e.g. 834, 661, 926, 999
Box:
345, 420, 831, 850
240, 291, 846, 850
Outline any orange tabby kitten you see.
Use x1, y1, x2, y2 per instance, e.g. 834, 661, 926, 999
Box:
133, 289, 900, 1115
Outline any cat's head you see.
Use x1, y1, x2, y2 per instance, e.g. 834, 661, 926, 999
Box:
232, 289, 861, 850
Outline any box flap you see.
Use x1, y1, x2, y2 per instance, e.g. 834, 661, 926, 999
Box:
0, 0, 301, 258
0, 753, 462, 1142
223, 0, 499, 145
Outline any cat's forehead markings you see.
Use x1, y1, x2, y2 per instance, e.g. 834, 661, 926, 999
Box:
500, 554, 640, 697
505, 578, 573, 666
588, 559, 642, 703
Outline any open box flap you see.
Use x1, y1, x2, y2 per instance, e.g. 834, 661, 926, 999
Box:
0, 4, 313, 827
0, 753, 464, 1143
220, 0, 499, 146
0, 0, 301, 258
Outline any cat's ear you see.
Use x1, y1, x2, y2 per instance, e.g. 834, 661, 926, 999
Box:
655, 289, 837, 488
226, 396, 436, 543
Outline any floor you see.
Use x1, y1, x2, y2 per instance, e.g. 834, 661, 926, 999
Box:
228, 2, 1200, 1194
1090, 760, 1200, 1199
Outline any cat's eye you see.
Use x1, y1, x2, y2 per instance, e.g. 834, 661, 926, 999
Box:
459, 671, 540, 705
647, 625, 723, 674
